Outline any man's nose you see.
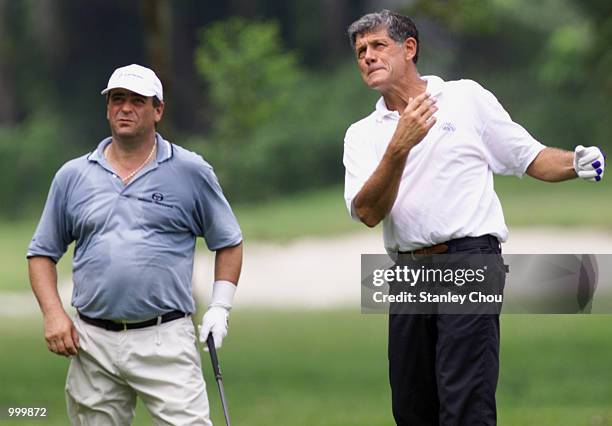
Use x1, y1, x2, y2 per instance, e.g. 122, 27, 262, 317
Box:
364, 47, 377, 65
119, 101, 133, 113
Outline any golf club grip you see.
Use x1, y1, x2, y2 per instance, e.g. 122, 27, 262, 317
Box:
206, 333, 222, 378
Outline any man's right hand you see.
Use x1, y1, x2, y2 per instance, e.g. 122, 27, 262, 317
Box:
390, 92, 438, 155
43, 309, 80, 357
352, 92, 438, 227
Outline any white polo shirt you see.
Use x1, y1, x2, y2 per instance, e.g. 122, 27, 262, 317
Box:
343, 75, 546, 252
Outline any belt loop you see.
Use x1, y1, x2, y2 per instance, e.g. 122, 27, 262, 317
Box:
155, 316, 162, 346
123, 322, 127, 332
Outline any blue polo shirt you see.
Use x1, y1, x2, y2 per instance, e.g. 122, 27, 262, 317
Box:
27, 134, 243, 320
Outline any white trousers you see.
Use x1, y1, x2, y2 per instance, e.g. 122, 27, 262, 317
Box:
66, 315, 212, 426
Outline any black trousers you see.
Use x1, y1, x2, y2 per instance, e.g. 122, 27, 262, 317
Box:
388, 235, 503, 426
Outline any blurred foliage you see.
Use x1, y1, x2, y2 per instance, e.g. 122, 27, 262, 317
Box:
195, 19, 302, 148
0, 112, 79, 219
411, 0, 611, 157
538, 23, 592, 87
573, 0, 612, 144
1, 0, 611, 218
414, 0, 500, 35
190, 18, 375, 201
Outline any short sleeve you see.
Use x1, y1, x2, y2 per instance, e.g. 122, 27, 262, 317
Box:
27, 171, 74, 263
343, 125, 379, 221
471, 82, 546, 176
192, 163, 243, 251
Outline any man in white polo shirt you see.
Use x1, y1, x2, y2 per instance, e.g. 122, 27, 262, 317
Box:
28, 64, 243, 425
343, 10, 605, 426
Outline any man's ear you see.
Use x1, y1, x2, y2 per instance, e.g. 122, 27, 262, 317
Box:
404, 37, 418, 62
154, 101, 165, 123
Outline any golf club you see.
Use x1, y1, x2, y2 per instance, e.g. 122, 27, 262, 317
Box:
207, 333, 232, 426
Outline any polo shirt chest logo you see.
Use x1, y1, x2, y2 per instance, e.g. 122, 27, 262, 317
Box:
441, 121, 456, 132
129, 192, 175, 209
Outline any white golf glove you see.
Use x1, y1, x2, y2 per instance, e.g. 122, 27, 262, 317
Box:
199, 280, 236, 351
574, 145, 605, 182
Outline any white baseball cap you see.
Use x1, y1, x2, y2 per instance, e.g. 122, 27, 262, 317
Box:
101, 64, 163, 101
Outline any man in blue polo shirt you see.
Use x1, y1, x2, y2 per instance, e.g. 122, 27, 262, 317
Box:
27, 64, 243, 425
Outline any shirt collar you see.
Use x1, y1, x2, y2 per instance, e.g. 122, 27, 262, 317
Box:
374, 75, 445, 122
423, 74, 445, 98
154, 133, 173, 163
87, 132, 173, 164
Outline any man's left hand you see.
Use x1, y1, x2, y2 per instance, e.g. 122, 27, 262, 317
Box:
198, 280, 236, 351
574, 145, 605, 182
199, 306, 229, 351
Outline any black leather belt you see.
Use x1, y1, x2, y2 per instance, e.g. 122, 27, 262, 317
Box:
78, 310, 188, 332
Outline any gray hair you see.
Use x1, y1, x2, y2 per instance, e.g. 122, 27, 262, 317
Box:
347, 9, 420, 63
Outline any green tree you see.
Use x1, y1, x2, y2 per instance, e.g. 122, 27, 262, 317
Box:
195, 18, 301, 146
192, 18, 375, 201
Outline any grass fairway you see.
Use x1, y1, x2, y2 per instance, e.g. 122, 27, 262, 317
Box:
0, 221, 40, 292
495, 175, 612, 228
0, 311, 611, 425
0, 221, 73, 294
498, 315, 612, 425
